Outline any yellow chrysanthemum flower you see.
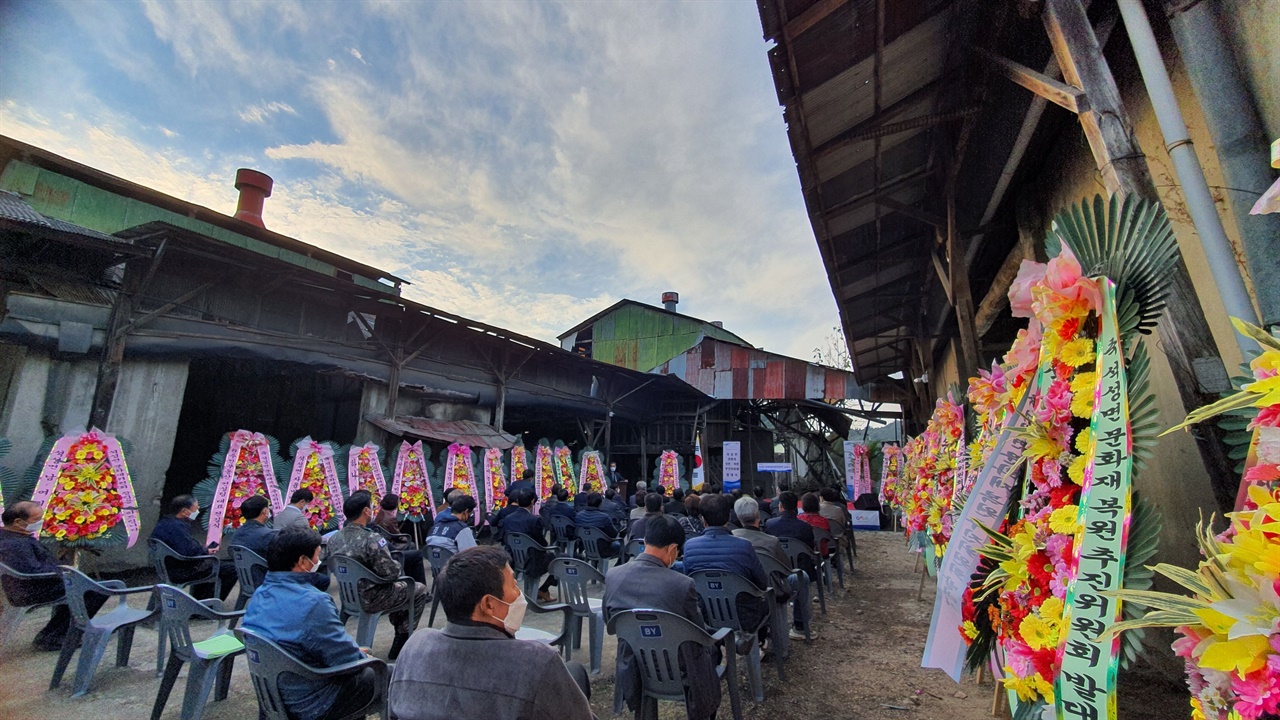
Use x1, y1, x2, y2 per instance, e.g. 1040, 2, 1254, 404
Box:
1067, 454, 1089, 484
1039, 597, 1065, 625
1070, 371, 1098, 418
1075, 427, 1092, 453
1019, 615, 1058, 650
961, 620, 979, 640
1060, 338, 1096, 367
1049, 505, 1081, 534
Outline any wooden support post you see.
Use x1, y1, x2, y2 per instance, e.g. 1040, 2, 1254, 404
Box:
1042, 0, 1238, 510
916, 561, 928, 599
89, 241, 166, 429
385, 354, 402, 419
947, 194, 981, 384
493, 378, 506, 432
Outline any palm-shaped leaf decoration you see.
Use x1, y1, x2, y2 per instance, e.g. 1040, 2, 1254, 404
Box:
1045, 194, 1180, 344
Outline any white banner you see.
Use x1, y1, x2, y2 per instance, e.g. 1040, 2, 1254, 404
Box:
722, 441, 741, 491
843, 440, 857, 499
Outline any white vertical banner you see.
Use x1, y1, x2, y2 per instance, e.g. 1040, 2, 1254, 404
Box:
843, 440, 857, 500
722, 441, 741, 492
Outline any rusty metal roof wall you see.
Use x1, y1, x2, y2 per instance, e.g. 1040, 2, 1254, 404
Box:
757, 0, 1028, 385
365, 415, 520, 449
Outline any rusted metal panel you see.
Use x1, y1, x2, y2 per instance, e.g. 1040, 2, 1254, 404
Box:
764, 362, 786, 397
733, 367, 749, 398
714, 370, 734, 398
784, 359, 807, 398
805, 364, 826, 399
825, 369, 845, 400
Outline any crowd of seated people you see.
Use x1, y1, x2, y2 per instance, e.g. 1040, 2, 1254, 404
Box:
1, 458, 857, 720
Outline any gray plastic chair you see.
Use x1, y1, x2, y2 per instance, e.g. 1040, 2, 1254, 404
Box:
236, 627, 390, 720
149, 539, 223, 599
811, 527, 839, 591
755, 549, 809, 647
0, 559, 66, 648
777, 537, 826, 615
329, 554, 417, 648
152, 584, 244, 720
618, 538, 646, 567
423, 545, 454, 626
228, 546, 268, 612
549, 515, 576, 556
504, 533, 554, 599
51, 566, 157, 697
607, 609, 742, 720
575, 526, 617, 576
689, 569, 779, 700
515, 596, 574, 651
548, 558, 605, 673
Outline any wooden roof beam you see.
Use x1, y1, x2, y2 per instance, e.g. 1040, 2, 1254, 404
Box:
784, 0, 850, 42
822, 168, 934, 222
971, 45, 1089, 114
876, 196, 948, 229
974, 236, 1033, 337
839, 259, 921, 301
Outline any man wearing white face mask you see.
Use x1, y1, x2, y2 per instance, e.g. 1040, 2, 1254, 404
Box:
0, 501, 108, 650
389, 545, 596, 720
150, 494, 239, 601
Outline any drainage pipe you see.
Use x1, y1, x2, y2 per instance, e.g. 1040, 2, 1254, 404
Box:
1117, 0, 1259, 356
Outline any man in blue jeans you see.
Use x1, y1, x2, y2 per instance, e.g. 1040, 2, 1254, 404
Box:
244, 528, 380, 720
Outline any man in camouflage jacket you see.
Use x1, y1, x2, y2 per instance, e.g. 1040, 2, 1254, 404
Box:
327, 490, 429, 660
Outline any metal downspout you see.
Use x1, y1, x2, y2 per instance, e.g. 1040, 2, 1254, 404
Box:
1117, 0, 1260, 356
1165, 0, 1280, 332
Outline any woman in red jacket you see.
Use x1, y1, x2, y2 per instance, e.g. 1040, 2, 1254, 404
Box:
799, 492, 831, 556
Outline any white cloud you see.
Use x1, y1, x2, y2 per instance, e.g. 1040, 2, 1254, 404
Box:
348, 47, 366, 64
238, 101, 298, 125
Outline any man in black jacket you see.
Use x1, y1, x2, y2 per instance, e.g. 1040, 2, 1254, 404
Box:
0, 502, 106, 650
151, 495, 239, 601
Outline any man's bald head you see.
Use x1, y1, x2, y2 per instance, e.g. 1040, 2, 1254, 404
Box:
1, 501, 40, 527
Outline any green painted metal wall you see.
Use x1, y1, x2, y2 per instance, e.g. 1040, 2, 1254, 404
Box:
589, 303, 747, 371
0, 160, 388, 291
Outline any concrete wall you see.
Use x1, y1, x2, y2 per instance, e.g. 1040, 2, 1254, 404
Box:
1220, 0, 1280, 143
94, 358, 190, 571
0, 346, 98, 473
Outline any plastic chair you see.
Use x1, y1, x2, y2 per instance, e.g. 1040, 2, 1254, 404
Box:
549, 515, 576, 556
329, 554, 417, 648
548, 558, 605, 673
51, 566, 157, 697
0, 559, 66, 648
149, 539, 223, 600
607, 609, 743, 720
618, 538, 646, 566
236, 627, 390, 720
152, 585, 244, 720
776, 537, 826, 615
423, 545, 453, 626
514, 596, 574, 651
504, 533, 555, 599
228, 546, 268, 612
689, 570, 779, 700
755, 549, 810, 646
575, 526, 617, 576
811, 527, 839, 591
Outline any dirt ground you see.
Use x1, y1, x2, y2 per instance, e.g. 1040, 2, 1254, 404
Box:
0, 531, 1190, 719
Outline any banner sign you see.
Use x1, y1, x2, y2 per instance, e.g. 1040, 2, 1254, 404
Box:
393, 440, 437, 521
286, 438, 345, 530
922, 390, 1033, 680
757, 462, 792, 473
346, 442, 387, 500
1056, 278, 1132, 720
854, 444, 872, 499
722, 441, 741, 492
208, 430, 284, 546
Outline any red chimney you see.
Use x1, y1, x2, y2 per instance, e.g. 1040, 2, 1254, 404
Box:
233, 168, 273, 228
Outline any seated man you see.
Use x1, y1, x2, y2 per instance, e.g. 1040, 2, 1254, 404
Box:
819, 487, 849, 552
366, 494, 427, 585
764, 491, 819, 583
0, 502, 108, 650
599, 488, 627, 525
574, 493, 621, 559
732, 496, 812, 640
230, 495, 275, 557
425, 495, 479, 554
326, 491, 429, 660
627, 492, 664, 539
151, 495, 239, 601
506, 468, 536, 501
389, 546, 594, 720
627, 491, 648, 522
682, 493, 771, 635
754, 487, 775, 521
799, 492, 832, 557
276, 488, 314, 531
664, 488, 687, 517
604, 516, 720, 719
244, 528, 381, 720
499, 488, 557, 603
373, 493, 405, 539
628, 480, 647, 509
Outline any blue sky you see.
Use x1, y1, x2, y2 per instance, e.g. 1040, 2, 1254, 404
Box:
0, 0, 841, 360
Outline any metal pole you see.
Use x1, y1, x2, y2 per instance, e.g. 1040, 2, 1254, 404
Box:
1117, 0, 1260, 356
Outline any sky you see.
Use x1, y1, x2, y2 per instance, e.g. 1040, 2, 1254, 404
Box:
0, 0, 842, 361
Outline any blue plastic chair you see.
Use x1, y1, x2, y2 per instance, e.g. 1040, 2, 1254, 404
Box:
548, 558, 605, 673
149, 538, 224, 666
607, 609, 743, 720
504, 533, 555, 599
549, 515, 576, 556
51, 567, 157, 697
0, 559, 66, 649
228, 545, 268, 612
777, 537, 826, 615
423, 545, 454, 626
237, 627, 390, 720
575, 526, 617, 576
812, 527, 839, 591
152, 584, 244, 720
618, 538, 646, 567
689, 569, 780, 700
329, 554, 417, 648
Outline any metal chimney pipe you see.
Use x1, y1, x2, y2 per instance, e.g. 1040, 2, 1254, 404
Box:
233, 168, 273, 228
662, 291, 679, 312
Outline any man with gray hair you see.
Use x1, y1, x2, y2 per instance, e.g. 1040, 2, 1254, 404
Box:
732, 496, 813, 640
629, 480, 647, 508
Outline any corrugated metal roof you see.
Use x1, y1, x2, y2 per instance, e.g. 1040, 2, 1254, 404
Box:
365, 415, 520, 449
0, 189, 129, 245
